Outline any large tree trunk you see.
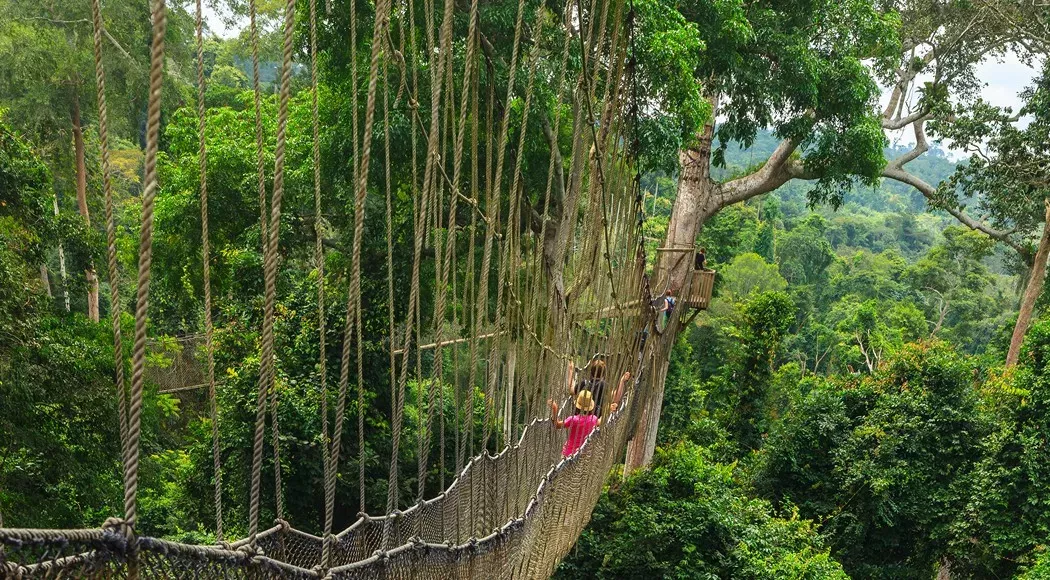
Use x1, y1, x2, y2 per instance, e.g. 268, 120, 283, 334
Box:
72, 94, 100, 322
624, 122, 720, 473
1006, 199, 1050, 367
73, 96, 89, 220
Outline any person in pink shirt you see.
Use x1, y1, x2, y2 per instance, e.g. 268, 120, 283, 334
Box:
550, 389, 601, 458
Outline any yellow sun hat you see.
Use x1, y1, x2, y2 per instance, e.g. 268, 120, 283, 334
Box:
574, 389, 595, 412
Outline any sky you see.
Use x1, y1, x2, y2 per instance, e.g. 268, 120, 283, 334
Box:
202, 3, 239, 39
883, 50, 1042, 155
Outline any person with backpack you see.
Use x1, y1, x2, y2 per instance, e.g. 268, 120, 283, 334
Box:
659, 289, 676, 317
551, 368, 630, 457
566, 358, 633, 416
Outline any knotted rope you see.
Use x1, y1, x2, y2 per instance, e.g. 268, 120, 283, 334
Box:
89, 0, 128, 473
250, 0, 296, 545
193, 0, 225, 542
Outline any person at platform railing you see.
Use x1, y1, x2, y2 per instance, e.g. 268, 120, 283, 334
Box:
694, 246, 708, 271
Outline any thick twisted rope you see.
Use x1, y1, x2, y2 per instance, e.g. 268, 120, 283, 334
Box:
414, 0, 458, 500
354, 0, 395, 513
250, 0, 296, 544
429, 0, 476, 495
466, 50, 480, 461
510, 8, 545, 420
89, 0, 128, 468
479, 0, 530, 451
330, 0, 364, 532
441, 0, 481, 479
124, 1, 166, 570
381, 57, 405, 548
192, 0, 224, 542
479, 74, 497, 451
308, 0, 337, 569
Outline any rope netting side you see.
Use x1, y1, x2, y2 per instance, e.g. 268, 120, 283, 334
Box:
0, 0, 656, 573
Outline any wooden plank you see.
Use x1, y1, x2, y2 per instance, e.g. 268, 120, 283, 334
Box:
391, 331, 505, 355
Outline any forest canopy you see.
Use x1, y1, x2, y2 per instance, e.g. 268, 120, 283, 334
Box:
1, 0, 1049, 577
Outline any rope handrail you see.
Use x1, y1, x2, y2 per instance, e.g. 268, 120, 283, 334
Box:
0, 354, 649, 578
0, 0, 667, 573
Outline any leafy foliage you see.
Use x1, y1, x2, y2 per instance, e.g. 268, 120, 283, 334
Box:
555, 442, 848, 579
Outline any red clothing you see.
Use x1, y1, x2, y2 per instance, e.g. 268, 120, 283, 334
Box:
562, 414, 598, 457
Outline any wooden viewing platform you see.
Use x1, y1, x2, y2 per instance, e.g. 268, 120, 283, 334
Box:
684, 269, 716, 309
575, 269, 716, 320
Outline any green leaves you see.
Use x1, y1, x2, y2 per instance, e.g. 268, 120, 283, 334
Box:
556, 442, 848, 579
633, 0, 709, 171
930, 63, 1050, 242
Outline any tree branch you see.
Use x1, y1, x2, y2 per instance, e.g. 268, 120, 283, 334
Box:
886, 118, 931, 169
881, 165, 1025, 255
718, 138, 813, 205
883, 108, 929, 131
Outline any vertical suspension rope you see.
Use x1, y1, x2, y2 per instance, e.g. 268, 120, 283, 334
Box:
356, 0, 394, 514
466, 45, 480, 461
504, 11, 545, 440
382, 55, 405, 547
250, 0, 296, 543
310, 0, 337, 569
334, 0, 362, 525
479, 74, 496, 452
193, 0, 224, 542
349, 0, 365, 519
89, 0, 128, 472
415, 0, 456, 500
124, 0, 166, 564
244, 0, 270, 536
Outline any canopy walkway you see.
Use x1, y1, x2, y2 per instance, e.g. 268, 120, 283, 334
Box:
0, 0, 712, 576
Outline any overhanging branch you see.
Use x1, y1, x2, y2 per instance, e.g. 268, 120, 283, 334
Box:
881, 166, 1025, 256
719, 138, 813, 205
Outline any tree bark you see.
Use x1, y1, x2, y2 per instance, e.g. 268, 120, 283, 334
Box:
72, 94, 100, 322
73, 95, 89, 222
53, 192, 70, 312
41, 264, 52, 298
620, 98, 814, 472
1006, 199, 1050, 366
624, 120, 718, 473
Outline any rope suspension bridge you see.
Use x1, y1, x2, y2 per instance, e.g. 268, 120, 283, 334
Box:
0, 0, 713, 576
